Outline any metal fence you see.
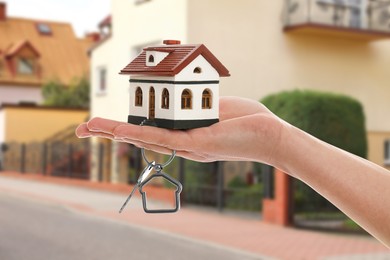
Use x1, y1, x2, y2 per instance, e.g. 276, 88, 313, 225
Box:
1, 139, 92, 179
0, 140, 264, 212
177, 161, 264, 212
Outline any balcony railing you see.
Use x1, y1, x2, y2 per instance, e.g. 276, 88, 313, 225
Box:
283, 0, 390, 39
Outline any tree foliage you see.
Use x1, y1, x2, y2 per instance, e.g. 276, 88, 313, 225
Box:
261, 89, 367, 158
42, 77, 90, 108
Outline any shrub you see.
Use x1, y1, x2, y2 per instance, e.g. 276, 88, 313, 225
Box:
261, 89, 367, 158
42, 77, 90, 108
225, 183, 263, 211
227, 176, 248, 189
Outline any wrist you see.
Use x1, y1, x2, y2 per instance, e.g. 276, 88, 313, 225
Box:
269, 120, 300, 175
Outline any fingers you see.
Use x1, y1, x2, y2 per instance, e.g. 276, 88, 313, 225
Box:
76, 122, 116, 140
78, 118, 214, 162
86, 117, 127, 134
75, 123, 93, 138
78, 117, 205, 154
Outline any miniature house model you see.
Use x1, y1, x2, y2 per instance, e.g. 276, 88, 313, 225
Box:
120, 40, 230, 129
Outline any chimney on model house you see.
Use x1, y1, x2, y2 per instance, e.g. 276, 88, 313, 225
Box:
0, 2, 6, 21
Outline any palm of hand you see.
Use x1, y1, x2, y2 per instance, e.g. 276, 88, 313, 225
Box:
76, 97, 283, 164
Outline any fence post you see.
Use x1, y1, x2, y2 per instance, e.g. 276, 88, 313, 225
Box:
178, 157, 185, 204
0, 143, 4, 171
98, 143, 104, 182
42, 143, 47, 175
20, 143, 26, 173
263, 164, 275, 199
83, 140, 89, 179
216, 161, 224, 212
67, 143, 73, 178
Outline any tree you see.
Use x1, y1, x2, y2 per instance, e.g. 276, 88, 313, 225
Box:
42, 77, 90, 108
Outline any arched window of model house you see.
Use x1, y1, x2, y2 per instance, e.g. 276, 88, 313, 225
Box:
161, 88, 169, 109
135, 87, 143, 106
202, 89, 212, 109
181, 89, 192, 109
193, 67, 202, 74
148, 55, 154, 63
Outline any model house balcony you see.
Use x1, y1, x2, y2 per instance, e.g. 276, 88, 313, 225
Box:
283, 0, 390, 40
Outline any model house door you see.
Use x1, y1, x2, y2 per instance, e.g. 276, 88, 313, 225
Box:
149, 87, 155, 119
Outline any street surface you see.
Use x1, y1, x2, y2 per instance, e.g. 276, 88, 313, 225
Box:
0, 174, 389, 260
0, 179, 263, 260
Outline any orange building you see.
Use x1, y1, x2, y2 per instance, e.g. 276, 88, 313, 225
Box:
0, 2, 97, 172
0, 2, 95, 105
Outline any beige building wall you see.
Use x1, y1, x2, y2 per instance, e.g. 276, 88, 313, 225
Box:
188, 0, 390, 168
90, 0, 390, 183
90, 0, 188, 182
91, 0, 188, 122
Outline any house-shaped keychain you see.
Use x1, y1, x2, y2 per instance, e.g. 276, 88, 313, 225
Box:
120, 40, 230, 130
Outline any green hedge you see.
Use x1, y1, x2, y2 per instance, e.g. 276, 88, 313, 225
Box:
261, 89, 367, 158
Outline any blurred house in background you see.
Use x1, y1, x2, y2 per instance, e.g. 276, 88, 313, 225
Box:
89, 0, 390, 184
0, 1, 95, 170
0, 2, 94, 105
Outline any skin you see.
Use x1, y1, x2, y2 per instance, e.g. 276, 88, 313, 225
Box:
76, 96, 390, 247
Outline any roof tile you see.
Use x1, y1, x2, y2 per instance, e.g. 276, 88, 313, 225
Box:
120, 43, 230, 77
0, 17, 92, 86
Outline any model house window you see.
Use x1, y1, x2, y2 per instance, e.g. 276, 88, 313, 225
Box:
161, 88, 169, 109
135, 87, 143, 106
193, 67, 202, 74
202, 89, 212, 109
98, 68, 107, 93
385, 140, 390, 165
181, 89, 192, 109
148, 55, 154, 63
17, 58, 34, 74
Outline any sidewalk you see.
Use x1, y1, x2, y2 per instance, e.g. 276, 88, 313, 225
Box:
0, 172, 389, 260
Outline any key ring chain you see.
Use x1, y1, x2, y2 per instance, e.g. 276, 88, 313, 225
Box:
141, 148, 176, 169
119, 147, 183, 214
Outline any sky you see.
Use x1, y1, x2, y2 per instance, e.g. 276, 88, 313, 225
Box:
3, 0, 111, 37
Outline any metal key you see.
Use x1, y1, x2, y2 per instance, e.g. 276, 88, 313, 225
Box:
119, 161, 155, 213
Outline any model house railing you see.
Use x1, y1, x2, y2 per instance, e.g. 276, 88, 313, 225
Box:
284, 0, 390, 34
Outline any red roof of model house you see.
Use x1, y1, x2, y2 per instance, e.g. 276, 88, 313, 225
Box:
119, 41, 230, 77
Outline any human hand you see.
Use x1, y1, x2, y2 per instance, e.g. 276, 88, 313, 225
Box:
76, 96, 285, 166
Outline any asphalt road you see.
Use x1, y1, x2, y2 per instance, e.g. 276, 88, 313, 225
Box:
0, 194, 263, 260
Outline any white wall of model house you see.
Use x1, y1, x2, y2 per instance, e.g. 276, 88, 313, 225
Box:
129, 55, 219, 121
